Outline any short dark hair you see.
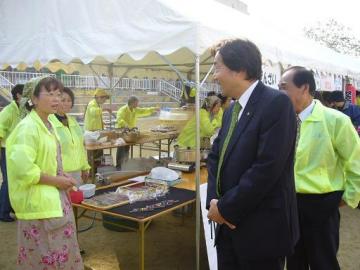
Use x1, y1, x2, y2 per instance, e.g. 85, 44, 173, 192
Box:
62, 87, 75, 108
285, 66, 316, 96
11, 84, 24, 100
218, 39, 262, 80
206, 91, 216, 97
328, 91, 345, 102
217, 93, 228, 105
321, 91, 332, 104
313, 91, 324, 104
26, 77, 63, 111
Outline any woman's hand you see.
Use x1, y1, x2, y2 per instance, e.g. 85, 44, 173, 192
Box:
81, 170, 89, 182
55, 175, 77, 190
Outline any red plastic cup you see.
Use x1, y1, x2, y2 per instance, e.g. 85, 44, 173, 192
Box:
69, 190, 84, 204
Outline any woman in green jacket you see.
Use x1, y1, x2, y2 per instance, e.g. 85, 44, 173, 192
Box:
207, 92, 232, 129
50, 87, 90, 186
176, 95, 221, 149
84, 88, 111, 131
6, 77, 83, 269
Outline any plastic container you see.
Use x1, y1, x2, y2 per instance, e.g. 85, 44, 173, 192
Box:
79, 184, 96, 198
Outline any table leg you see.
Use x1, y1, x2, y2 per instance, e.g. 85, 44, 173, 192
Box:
88, 150, 95, 183
139, 222, 145, 270
158, 139, 161, 160
167, 138, 171, 157
140, 144, 142, 158
73, 207, 78, 232
131, 145, 134, 159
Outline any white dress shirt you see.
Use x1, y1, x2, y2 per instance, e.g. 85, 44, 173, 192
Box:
237, 80, 259, 121
298, 100, 315, 122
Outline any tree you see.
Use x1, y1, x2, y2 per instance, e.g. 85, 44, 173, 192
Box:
304, 18, 360, 57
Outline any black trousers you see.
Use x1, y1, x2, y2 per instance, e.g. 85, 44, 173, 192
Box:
287, 192, 342, 270
217, 226, 285, 270
89, 149, 103, 173
0, 148, 13, 219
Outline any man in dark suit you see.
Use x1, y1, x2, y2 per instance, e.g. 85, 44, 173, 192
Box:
206, 39, 299, 270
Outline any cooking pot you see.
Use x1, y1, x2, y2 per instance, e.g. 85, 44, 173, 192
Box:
174, 147, 209, 163
174, 148, 196, 163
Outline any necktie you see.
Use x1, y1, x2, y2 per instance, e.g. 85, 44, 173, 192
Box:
295, 115, 302, 150
216, 102, 242, 197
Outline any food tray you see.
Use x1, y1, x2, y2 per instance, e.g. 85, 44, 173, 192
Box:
81, 182, 140, 210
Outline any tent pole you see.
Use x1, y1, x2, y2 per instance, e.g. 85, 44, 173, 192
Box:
112, 67, 132, 89
188, 54, 213, 74
157, 53, 188, 83
200, 65, 214, 87
89, 64, 110, 88
195, 53, 201, 270
108, 64, 114, 129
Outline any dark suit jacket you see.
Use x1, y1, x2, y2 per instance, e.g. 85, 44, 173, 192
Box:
206, 82, 299, 259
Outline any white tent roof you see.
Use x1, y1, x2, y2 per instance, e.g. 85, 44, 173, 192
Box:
1, 0, 360, 77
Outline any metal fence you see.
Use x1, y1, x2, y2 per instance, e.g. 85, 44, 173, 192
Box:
60, 74, 161, 92
0, 71, 55, 89
0, 71, 55, 102
0, 71, 221, 102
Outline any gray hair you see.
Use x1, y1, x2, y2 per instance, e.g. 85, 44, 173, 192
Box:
128, 96, 139, 106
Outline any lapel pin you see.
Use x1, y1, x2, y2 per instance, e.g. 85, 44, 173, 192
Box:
246, 112, 251, 116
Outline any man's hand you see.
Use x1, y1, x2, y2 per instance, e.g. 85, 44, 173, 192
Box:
207, 199, 236, 229
339, 199, 347, 207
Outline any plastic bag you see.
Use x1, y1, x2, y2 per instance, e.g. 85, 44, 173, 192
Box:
149, 167, 179, 181
84, 131, 100, 144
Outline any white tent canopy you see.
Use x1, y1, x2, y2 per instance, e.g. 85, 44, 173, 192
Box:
1, 0, 360, 78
